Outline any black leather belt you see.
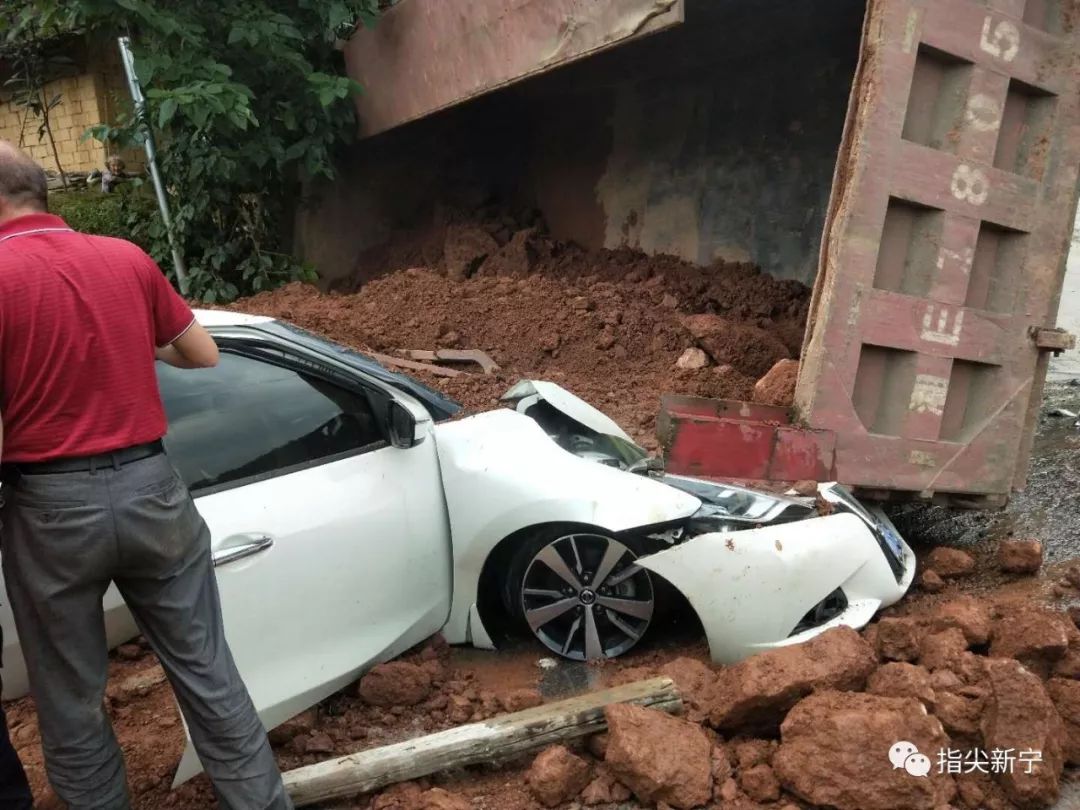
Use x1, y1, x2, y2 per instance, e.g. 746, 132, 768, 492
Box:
11, 440, 165, 475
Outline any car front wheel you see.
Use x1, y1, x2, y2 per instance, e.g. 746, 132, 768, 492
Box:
506, 528, 655, 661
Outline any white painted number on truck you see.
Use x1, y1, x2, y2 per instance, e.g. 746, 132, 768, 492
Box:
980, 17, 1020, 62
965, 94, 1002, 133
951, 165, 989, 206
921, 304, 964, 346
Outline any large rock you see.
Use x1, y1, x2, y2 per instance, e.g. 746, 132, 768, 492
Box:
919, 628, 969, 671
681, 313, 791, 377
676, 347, 709, 370
932, 597, 992, 646
925, 547, 976, 578
709, 626, 877, 733
980, 658, 1066, 807
932, 686, 987, 737
998, 539, 1043, 574
773, 691, 956, 810
1046, 678, 1080, 765
752, 358, 799, 407
358, 661, 432, 707
990, 609, 1070, 671
604, 703, 713, 809
875, 617, 922, 662
866, 662, 935, 707
659, 657, 718, 723
526, 745, 592, 807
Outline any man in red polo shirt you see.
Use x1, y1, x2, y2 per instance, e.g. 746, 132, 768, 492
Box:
0, 141, 292, 809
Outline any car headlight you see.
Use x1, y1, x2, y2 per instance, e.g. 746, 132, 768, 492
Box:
681, 480, 813, 534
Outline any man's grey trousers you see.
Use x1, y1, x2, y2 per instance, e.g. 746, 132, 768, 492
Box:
0, 453, 292, 809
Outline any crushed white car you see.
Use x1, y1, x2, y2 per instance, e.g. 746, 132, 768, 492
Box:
0, 310, 914, 784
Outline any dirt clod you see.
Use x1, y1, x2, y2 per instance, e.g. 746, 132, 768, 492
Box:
604, 703, 713, 810
932, 596, 992, 646
419, 787, 471, 810
926, 547, 976, 578
739, 763, 781, 802
919, 627, 969, 671
358, 661, 433, 707
580, 765, 632, 806
874, 617, 922, 662
752, 358, 799, 406
918, 569, 946, 593
444, 224, 499, 280
526, 745, 592, 807
658, 656, 718, 723
998, 538, 1043, 574
498, 688, 543, 713
676, 347, 709, 370
682, 314, 791, 378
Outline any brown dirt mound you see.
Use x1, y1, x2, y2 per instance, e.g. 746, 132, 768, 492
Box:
234, 245, 810, 447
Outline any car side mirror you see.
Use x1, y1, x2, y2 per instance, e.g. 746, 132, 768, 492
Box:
388, 400, 420, 448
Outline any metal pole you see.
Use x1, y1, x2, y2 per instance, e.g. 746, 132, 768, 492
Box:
117, 36, 190, 294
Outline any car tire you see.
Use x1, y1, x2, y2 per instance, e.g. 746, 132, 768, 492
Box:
503, 527, 656, 661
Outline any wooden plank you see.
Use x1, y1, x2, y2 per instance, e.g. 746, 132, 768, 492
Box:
283, 677, 681, 806
368, 351, 463, 378
399, 348, 501, 374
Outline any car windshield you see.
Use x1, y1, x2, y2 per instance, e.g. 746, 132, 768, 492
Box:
259, 321, 463, 421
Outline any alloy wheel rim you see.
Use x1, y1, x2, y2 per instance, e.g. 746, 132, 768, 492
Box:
521, 533, 654, 661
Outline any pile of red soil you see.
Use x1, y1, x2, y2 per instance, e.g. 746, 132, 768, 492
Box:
234, 239, 809, 447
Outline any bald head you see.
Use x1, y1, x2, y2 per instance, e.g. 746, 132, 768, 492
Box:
0, 141, 48, 223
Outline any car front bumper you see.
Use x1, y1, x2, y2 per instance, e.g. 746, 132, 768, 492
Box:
636, 500, 914, 664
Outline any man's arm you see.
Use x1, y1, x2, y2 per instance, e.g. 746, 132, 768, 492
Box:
156, 322, 220, 369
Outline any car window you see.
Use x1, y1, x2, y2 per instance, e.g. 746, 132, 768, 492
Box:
157, 350, 387, 493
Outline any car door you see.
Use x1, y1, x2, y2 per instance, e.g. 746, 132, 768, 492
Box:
156, 339, 452, 781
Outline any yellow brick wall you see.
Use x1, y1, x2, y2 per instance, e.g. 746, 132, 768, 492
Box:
0, 39, 144, 174
0, 74, 107, 173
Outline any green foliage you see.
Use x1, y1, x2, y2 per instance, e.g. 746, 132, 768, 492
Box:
2, 0, 380, 301
0, 8, 79, 184
48, 186, 156, 250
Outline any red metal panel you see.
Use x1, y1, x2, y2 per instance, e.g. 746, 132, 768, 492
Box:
659, 396, 836, 484
795, 0, 1080, 500
344, 0, 684, 138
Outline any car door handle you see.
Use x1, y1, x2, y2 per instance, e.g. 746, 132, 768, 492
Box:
213, 535, 274, 567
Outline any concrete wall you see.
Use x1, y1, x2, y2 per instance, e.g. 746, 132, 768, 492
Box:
298, 0, 866, 288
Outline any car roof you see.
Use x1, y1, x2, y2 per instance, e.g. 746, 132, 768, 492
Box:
195, 308, 274, 327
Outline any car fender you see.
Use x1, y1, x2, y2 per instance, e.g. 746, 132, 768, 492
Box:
434, 409, 700, 645
636, 511, 915, 664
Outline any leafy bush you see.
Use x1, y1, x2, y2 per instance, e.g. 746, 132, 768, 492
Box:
5, 0, 380, 302
48, 187, 156, 252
